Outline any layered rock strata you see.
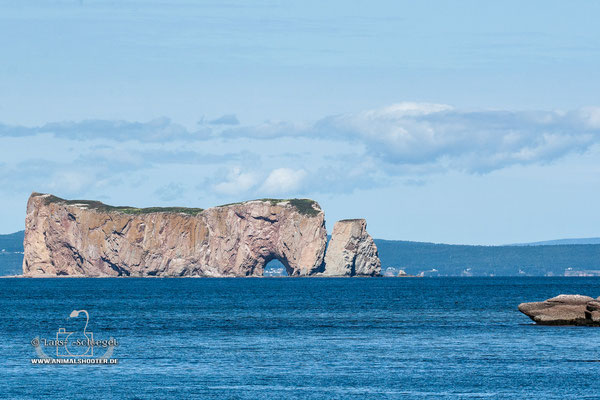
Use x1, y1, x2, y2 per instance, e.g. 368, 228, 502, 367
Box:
322, 219, 381, 276
23, 194, 328, 277
518, 294, 600, 326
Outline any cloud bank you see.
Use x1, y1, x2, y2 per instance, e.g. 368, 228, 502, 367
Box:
0, 118, 200, 142
4, 103, 600, 175
222, 102, 600, 173
2, 103, 600, 203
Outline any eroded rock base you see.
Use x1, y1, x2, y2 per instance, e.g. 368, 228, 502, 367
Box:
518, 294, 600, 326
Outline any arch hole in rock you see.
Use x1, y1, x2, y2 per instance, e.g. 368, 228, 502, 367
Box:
263, 259, 289, 277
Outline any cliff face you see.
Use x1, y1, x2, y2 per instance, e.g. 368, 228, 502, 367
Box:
322, 219, 381, 277
23, 194, 327, 277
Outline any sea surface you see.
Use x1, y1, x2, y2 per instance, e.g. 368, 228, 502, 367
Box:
1, 277, 599, 399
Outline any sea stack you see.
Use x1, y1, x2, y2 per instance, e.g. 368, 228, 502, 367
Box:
22, 193, 382, 277
322, 219, 381, 277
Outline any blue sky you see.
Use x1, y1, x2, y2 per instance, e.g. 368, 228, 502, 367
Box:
1, 0, 599, 244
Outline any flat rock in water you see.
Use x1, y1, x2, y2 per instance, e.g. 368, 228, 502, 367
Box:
518, 294, 600, 326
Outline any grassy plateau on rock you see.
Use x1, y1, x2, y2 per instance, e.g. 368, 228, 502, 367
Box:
35, 194, 320, 216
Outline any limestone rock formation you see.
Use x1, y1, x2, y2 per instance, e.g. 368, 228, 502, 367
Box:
322, 219, 381, 277
518, 294, 600, 326
23, 193, 328, 277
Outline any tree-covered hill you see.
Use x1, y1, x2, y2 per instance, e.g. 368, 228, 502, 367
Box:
375, 239, 600, 276
0, 231, 25, 276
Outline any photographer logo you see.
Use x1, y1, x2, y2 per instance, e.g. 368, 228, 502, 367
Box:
30, 309, 118, 365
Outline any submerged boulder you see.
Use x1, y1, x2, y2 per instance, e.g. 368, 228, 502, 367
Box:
518, 294, 600, 326
322, 219, 381, 277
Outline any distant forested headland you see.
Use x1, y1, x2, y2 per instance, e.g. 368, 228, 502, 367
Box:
0, 231, 25, 276
375, 239, 600, 276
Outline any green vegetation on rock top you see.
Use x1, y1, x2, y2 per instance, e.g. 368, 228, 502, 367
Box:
217, 198, 321, 216
37, 194, 204, 216
34, 193, 320, 216
288, 199, 321, 216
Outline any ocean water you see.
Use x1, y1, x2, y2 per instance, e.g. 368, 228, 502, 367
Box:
1, 277, 599, 399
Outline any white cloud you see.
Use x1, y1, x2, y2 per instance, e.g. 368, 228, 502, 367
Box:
358, 102, 454, 118
311, 103, 600, 172
213, 167, 259, 195
205, 102, 600, 173
2, 102, 600, 204
577, 107, 600, 129
259, 168, 307, 195
3, 102, 599, 175
207, 114, 240, 126
46, 171, 93, 194
0, 118, 201, 142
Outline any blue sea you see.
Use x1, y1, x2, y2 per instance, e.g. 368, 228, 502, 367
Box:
1, 277, 599, 399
